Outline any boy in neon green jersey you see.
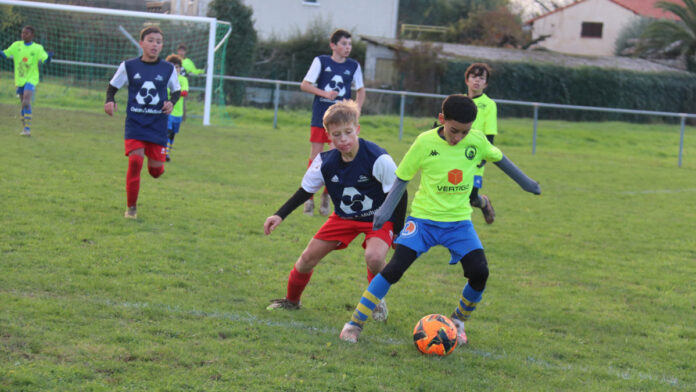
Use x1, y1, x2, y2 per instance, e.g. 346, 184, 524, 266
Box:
339, 94, 540, 346
466, 63, 497, 224
1, 25, 52, 136
164, 54, 190, 162
176, 43, 204, 76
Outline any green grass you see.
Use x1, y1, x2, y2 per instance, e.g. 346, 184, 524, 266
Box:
1, 83, 695, 391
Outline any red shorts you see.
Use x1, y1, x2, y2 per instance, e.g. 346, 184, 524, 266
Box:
124, 139, 167, 162
314, 213, 394, 250
309, 126, 330, 144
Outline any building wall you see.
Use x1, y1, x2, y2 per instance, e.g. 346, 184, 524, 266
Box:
530, 0, 639, 56
240, 0, 399, 40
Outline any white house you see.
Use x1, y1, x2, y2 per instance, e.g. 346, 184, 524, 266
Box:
239, 0, 399, 40
525, 0, 682, 56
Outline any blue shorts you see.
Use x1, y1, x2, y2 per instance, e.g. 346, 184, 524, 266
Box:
395, 217, 483, 264
168, 115, 183, 134
16, 83, 36, 96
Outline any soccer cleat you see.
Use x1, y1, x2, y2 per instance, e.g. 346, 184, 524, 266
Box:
266, 298, 301, 310
303, 199, 314, 216
372, 299, 388, 322
20, 129, 31, 136
166, 155, 171, 162
124, 206, 137, 219
319, 193, 331, 216
480, 195, 495, 224
450, 315, 468, 345
339, 323, 362, 343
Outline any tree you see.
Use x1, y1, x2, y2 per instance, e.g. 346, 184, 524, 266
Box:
446, 6, 530, 47
398, 0, 506, 30
638, 0, 696, 72
207, 0, 257, 103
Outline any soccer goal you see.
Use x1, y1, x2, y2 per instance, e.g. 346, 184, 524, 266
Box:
0, 0, 232, 125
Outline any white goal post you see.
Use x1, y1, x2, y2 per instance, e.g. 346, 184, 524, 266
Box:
0, 0, 231, 125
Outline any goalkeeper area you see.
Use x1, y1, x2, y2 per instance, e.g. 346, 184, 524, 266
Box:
0, 0, 231, 125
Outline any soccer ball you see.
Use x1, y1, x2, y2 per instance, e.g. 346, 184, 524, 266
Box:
413, 314, 458, 356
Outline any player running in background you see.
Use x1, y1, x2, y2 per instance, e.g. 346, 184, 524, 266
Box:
466, 63, 498, 224
104, 26, 181, 219
264, 100, 406, 321
300, 29, 366, 217
339, 94, 541, 345
1, 25, 52, 136
176, 43, 204, 76
164, 54, 190, 162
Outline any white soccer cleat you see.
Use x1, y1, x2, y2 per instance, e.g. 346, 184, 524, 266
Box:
319, 193, 331, 216
124, 206, 137, 219
450, 315, 468, 345
303, 199, 314, 216
372, 299, 388, 322
339, 323, 362, 343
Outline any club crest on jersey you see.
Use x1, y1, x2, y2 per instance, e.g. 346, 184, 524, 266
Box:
401, 220, 417, 237
340, 187, 372, 214
465, 146, 477, 160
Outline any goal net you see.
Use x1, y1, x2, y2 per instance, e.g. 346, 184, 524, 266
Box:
0, 0, 232, 125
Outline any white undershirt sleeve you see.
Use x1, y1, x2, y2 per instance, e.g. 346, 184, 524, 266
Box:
300, 154, 325, 193
109, 62, 128, 88
372, 154, 398, 193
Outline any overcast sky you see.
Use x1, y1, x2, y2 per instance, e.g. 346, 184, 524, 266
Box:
508, 0, 575, 20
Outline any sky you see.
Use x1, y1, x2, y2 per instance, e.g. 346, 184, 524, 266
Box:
508, 0, 576, 20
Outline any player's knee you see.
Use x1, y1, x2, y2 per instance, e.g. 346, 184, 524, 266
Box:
460, 249, 489, 291
148, 165, 164, 178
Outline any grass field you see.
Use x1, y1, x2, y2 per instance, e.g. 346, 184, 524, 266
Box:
1, 89, 695, 391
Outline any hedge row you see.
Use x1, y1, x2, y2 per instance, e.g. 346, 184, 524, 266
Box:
442, 61, 696, 122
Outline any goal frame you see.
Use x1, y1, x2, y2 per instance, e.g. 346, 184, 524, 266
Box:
0, 0, 226, 125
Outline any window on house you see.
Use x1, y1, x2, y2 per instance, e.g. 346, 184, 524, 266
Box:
581, 22, 603, 38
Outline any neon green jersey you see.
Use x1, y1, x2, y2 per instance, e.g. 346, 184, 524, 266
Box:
471, 93, 497, 136
181, 58, 204, 75
395, 128, 503, 222
169, 73, 189, 117
2, 41, 48, 87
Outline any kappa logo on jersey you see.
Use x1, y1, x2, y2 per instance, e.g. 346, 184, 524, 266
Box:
429, 149, 439, 156
331, 175, 339, 183
340, 187, 373, 214
401, 220, 417, 237
135, 81, 160, 106
357, 175, 369, 183
324, 75, 346, 98
133, 73, 142, 80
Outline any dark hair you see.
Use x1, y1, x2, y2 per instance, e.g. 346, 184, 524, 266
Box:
177, 43, 187, 51
22, 25, 35, 35
330, 29, 351, 44
442, 94, 477, 124
465, 62, 492, 82
165, 54, 182, 66
140, 26, 163, 41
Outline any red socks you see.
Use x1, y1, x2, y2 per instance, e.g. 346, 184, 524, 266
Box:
126, 154, 144, 207
286, 266, 313, 303
367, 268, 376, 283
148, 165, 164, 178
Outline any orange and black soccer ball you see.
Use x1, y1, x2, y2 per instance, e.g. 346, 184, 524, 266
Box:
413, 314, 458, 356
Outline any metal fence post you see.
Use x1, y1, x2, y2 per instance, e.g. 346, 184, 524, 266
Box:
399, 94, 406, 141
679, 115, 686, 168
532, 104, 539, 155
273, 82, 280, 129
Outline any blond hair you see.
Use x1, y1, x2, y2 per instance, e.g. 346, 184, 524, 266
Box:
323, 100, 359, 130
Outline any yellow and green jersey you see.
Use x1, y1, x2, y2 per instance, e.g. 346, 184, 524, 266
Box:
181, 58, 203, 76
169, 73, 189, 118
471, 93, 497, 136
395, 128, 502, 222
2, 41, 49, 87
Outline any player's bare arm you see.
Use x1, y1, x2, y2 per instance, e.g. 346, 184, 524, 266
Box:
301, 80, 338, 100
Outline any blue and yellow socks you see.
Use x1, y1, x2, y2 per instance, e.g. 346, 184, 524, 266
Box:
452, 283, 483, 322
348, 273, 391, 328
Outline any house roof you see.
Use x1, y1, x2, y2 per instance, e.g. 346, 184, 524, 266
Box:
525, 0, 682, 24
360, 35, 686, 73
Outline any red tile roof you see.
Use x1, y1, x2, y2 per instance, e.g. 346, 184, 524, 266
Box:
525, 0, 683, 24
